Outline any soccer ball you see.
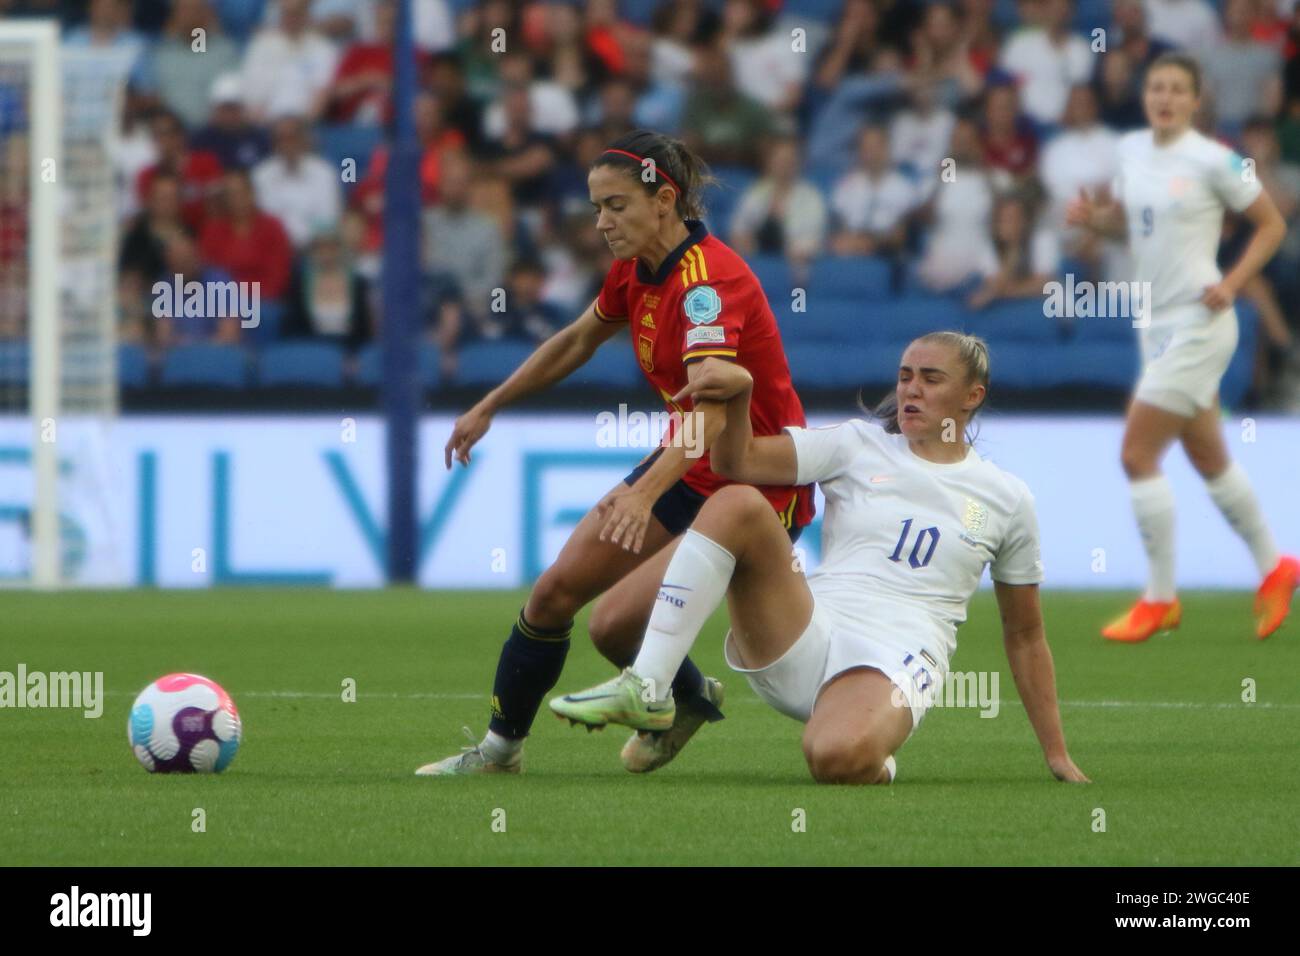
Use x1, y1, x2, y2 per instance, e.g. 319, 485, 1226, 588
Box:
128, 673, 241, 773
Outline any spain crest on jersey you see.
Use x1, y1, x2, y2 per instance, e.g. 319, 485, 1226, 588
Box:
638, 333, 655, 372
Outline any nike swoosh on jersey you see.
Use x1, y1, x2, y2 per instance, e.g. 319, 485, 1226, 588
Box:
869, 475, 894, 483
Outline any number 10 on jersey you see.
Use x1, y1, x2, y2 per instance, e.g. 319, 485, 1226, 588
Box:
889, 518, 940, 569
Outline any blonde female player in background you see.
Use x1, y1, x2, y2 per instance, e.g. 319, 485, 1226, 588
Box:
1068, 52, 1297, 642
551, 333, 1089, 785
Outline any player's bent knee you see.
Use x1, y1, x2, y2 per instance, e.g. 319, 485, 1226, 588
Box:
587, 603, 640, 666
1119, 444, 1155, 480
526, 568, 587, 626
698, 483, 770, 528
802, 733, 890, 785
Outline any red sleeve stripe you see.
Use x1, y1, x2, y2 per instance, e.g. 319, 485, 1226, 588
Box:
594, 301, 626, 323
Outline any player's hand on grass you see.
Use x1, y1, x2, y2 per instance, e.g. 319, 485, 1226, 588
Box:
445, 404, 493, 468
672, 362, 753, 404
1047, 753, 1090, 783
596, 485, 654, 553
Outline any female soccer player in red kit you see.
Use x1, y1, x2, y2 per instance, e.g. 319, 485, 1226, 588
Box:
417, 130, 814, 776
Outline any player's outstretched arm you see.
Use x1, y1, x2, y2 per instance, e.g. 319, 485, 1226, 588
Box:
444, 300, 625, 468
1064, 185, 1127, 241
994, 581, 1091, 784
596, 358, 731, 553
673, 361, 797, 487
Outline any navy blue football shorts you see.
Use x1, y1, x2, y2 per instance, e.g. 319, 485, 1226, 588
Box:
623, 449, 804, 543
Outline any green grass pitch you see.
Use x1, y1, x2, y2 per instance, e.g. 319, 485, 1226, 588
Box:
1, 589, 1296, 866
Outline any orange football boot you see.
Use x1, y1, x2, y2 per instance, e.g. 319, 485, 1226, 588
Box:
1254, 555, 1299, 639
1102, 598, 1182, 643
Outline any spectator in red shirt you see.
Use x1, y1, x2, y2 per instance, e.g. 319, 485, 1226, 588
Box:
0, 134, 27, 339
351, 91, 466, 252
325, 0, 436, 126
980, 81, 1038, 187
327, 0, 400, 125
136, 110, 224, 233
199, 170, 294, 302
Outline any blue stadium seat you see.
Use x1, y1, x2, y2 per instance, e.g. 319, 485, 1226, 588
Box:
805, 165, 841, 200
778, 294, 964, 348
211, 0, 267, 43
985, 342, 1045, 390
1222, 302, 1258, 409
964, 298, 1061, 344
244, 299, 285, 347
317, 124, 383, 190
781, 297, 866, 341
453, 341, 536, 387
1043, 342, 1139, 390
748, 254, 795, 304
784, 342, 896, 389
0, 341, 29, 386
354, 342, 442, 389
617, 0, 663, 27
257, 341, 345, 387
562, 340, 640, 389
702, 165, 756, 236
355, 342, 381, 387
1071, 313, 1140, 344
1080, 342, 1142, 389
879, 293, 965, 338
160, 344, 250, 388
809, 256, 893, 299
1073, 0, 1111, 32
780, 0, 845, 22
118, 343, 150, 388
992, 0, 1021, 28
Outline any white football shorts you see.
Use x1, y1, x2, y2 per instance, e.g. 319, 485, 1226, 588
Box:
723, 594, 949, 733
1134, 303, 1238, 418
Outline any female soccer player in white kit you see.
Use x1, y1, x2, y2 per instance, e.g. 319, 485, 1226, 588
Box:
1067, 52, 1297, 642
552, 332, 1089, 785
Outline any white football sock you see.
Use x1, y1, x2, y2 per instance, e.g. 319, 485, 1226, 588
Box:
480, 730, 522, 764
634, 529, 736, 702
1130, 474, 1177, 602
1205, 462, 1278, 576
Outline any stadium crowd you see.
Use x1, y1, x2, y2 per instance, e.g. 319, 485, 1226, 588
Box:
2, 0, 1300, 405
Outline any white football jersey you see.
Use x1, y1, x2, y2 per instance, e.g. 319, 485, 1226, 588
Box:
786, 420, 1043, 663
1112, 128, 1261, 314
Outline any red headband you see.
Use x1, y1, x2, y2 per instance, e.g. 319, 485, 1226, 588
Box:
601, 148, 682, 196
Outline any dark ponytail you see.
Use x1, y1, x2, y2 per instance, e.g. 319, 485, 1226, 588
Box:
591, 128, 717, 221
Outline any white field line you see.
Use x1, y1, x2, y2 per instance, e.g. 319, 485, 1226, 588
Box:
99, 690, 1300, 709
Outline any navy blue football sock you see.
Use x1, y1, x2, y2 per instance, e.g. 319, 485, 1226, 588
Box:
672, 656, 723, 721
487, 610, 572, 739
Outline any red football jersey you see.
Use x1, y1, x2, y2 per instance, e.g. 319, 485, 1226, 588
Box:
595, 219, 815, 529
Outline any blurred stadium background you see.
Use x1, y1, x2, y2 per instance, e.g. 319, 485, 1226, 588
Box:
1, 0, 1298, 590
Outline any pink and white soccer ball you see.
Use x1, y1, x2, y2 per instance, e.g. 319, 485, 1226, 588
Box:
128, 673, 242, 773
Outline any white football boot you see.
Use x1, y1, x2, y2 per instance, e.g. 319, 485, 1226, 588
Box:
619, 677, 725, 773
415, 727, 521, 776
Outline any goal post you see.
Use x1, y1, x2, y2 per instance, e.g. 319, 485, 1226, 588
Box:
0, 21, 124, 588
